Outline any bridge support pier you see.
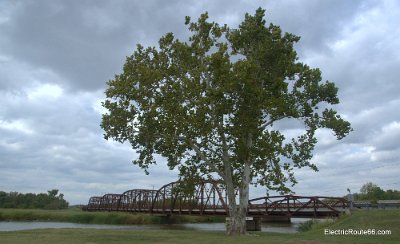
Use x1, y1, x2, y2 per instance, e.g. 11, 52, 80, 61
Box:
226, 217, 262, 231
246, 217, 261, 231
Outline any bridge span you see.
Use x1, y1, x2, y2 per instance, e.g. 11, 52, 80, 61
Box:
83, 180, 348, 218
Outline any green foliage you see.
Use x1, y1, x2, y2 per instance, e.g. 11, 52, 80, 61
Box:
0, 189, 69, 210
0, 208, 223, 225
102, 8, 351, 194
352, 182, 400, 202
297, 219, 317, 232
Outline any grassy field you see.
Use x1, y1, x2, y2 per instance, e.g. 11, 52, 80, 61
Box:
0, 209, 399, 243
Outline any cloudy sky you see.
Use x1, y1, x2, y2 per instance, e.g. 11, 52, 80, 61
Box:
1, 0, 399, 205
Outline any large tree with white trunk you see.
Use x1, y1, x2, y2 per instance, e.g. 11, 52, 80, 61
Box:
101, 8, 351, 235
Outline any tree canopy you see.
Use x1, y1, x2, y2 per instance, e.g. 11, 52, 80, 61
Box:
0, 189, 69, 209
101, 8, 351, 234
353, 182, 400, 202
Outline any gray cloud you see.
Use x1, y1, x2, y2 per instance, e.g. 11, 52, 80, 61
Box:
0, 86, 177, 203
1, 0, 368, 91
0, 0, 399, 204
0, 0, 240, 91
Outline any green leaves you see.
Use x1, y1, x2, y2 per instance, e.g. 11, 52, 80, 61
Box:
101, 8, 351, 193
320, 109, 352, 139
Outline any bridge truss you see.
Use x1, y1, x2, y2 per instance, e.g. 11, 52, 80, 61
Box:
83, 180, 348, 218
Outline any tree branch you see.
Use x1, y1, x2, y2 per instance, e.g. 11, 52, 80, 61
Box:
260, 115, 285, 129
188, 139, 226, 179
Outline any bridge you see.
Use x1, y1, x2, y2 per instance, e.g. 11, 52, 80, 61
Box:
83, 180, 349, 218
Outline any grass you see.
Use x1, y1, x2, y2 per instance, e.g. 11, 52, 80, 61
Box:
299, 209, 400, 243
0, 209, 399, 243
0, 208, 224, 225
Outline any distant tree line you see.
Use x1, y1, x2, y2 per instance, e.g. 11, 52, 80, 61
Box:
352, 182, 400, 203
0, 189, 69, 209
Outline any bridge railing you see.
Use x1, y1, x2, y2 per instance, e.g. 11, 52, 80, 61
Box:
99, 194, 121, 211
85, 196, 103, 211
119, 189, 158, 212
248, 195, 349, 217
150, 180, 228, 215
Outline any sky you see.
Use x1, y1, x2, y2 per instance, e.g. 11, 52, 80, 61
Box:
0, 0, 399, 205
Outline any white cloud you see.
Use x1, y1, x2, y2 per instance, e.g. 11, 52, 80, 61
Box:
0, 119, 34, 134
370, 121, 400, 152
92, 97, 108, 115
27, 83, 63, 100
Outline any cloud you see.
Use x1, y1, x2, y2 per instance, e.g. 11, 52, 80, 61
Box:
0, 0, 399, 204
0, 86, 178, 203
0, 0, 244, 92
303, 0, 400, 111
0, 119, 34, 135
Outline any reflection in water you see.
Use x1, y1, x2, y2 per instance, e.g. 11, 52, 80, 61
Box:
0, 218, 326, 233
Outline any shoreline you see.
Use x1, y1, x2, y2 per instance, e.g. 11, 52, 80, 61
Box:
0, 208, 225, 225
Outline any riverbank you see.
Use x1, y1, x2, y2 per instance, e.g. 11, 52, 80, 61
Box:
300, 208, 399, 243
0, 209, 399, 243
0, 208, 224, 225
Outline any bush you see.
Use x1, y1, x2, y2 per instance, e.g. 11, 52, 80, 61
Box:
298, 219, 317, 232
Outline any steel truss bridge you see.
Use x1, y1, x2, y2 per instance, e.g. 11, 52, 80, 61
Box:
83, 180, 348, 218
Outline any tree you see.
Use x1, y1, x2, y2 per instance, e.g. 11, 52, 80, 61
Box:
359, 182, 385, 202
101, 8, 351, 235
386, 189, 400, 200
47, 189, 59, 198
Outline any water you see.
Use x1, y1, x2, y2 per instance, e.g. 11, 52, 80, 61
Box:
0, 218, 314, 233
262, 218, 310, 234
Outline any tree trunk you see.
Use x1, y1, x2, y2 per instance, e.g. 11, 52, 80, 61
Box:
225, 162, 251, 236
226, 205, 247, 235
225, 187, 247, 235
221, 131, 253, 235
